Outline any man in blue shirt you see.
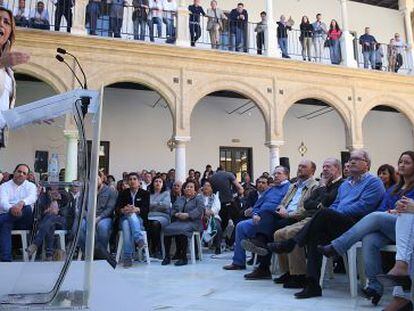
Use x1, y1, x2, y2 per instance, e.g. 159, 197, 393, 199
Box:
359, 27, 378, 69
294, 149, 385, 299
222, 166, 290, 271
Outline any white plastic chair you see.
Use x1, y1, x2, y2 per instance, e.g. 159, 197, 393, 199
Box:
11, 230, 30, 262
189, 231, 203, 264
116, 230, 150, 264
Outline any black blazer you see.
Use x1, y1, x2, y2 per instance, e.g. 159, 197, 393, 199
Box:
115, 188, 150, 226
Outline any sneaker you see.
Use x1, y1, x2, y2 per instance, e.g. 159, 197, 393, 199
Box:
123, 258, 133, 268
26, 244, 38, 258
135, 239, 146, 250
244, 268, 272, 280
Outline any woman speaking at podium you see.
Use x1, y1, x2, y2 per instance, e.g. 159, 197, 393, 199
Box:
0, 7, 30, 143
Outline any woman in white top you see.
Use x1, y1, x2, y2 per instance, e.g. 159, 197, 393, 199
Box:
0, 7, 30, 142
201, 181, 222, 254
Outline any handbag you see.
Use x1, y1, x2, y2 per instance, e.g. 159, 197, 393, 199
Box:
324, 38, 331, 48
202, 216, 218, 243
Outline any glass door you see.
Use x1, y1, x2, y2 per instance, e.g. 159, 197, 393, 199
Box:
219, 147, 253, 181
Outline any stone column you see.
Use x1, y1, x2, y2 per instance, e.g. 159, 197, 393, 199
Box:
400, 0, 414, 73
175, 136, 191, 182
64, 130, 79, 182
265, 141, 284, 174
339, 0, 358, 68
176, 0, 190, 47
264, 0, 281, 57
71, 0, 88, 35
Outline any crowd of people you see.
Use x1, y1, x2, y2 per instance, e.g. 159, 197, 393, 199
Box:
1, 149, 414, 310
3, 0, 409, 71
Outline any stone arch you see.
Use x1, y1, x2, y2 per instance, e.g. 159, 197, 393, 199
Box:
359, 94, 414, 127
15, 63, 69, 93
187, 79, 271, 140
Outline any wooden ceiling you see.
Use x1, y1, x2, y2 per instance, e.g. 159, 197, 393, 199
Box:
352, 0, 398, 9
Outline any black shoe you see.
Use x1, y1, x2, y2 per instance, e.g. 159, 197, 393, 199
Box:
273, 272, 291, 284
317, 244, 340, 259
246, 257, 255, 266
174, 258, 188, 266
241, 239, 268, 256
161, 257, 171, 265
283, 275, 307, 289
377, 274, 412, 291
172, 253, 180, 260
268, 239, 296, 254
215, 247, 221, 255
294, 284, 322, 299
361, 287, 382, 306
223, 263, 246, 270
244, 268, 272, 280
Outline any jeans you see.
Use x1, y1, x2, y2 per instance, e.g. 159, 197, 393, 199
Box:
278, 37, 288, 58
109, 17, 123, 38
332, 212, 396, 294
149, 17, 162, 42
33, 214, 66, 257
120, 214, 144, 259
164, 18, 175, 43
220, 32, 229, 51
133, 19, 147, 41
363, 50, 375, 69
229, 32, 236, 51
329, 39, 341, 65
232, 219, 257, 266
235, 27, 245, 52
88, 2, 100, 35
78, 217, 113, 252
0, 206, 33, 261
313, 36, 324, 62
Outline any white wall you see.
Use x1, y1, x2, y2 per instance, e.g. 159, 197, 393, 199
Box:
198, 0, 405, 43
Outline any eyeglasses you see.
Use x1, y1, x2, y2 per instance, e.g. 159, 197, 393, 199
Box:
349, 156, 366, 162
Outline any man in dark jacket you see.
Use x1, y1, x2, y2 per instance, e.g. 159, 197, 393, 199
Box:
115, 172, 149, 267
54, 0, 73, 32
359, 27, 377, 69
229, 3, 248, 52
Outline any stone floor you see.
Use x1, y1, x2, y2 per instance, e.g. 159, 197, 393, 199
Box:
0, 251, 394, 310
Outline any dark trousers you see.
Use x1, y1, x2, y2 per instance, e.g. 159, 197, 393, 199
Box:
109, 17, 123, 38
164, 234, 188, 259
256, 32, 264, 55
190, 22, 201, 47
88, 2, 100, 35
304, 208, 356, 281
148, 220, 162, 254
33, 214, 66, 257
257, 217, 297, 270
0, 206, 33, 261
395, 53, 403, 72
54, 6, 72, 32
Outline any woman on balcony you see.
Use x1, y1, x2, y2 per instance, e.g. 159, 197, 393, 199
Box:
327, 19, 341, 65
299, 15, 313, 62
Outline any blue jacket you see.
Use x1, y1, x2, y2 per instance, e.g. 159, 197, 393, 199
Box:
331, 173, 384, 219
252, 182, 291, 218
377, 185, 414, 212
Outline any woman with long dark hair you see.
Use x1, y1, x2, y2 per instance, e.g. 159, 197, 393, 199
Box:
378, 164, 398, 190
321, 151, 414, 306
299, 15, 313, 61
147, 176, 171, 258
327, 19, 341, 65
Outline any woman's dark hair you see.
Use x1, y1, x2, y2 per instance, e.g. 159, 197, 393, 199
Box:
377, 164, 397, 188
182, 180, 199, 194
301, 16, 309, 24
0, 8, 15, 52
393, 151, 414, 195
107, 175, 115, 182
329, 19, 341, 32
116, 180, 124, 192
148, 176, 167, 194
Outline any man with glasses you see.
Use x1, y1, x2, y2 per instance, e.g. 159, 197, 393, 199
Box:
292, 150, 384, 299
0, 164, 37, 261
223, 168, 290, 271
115, 172, 149, 268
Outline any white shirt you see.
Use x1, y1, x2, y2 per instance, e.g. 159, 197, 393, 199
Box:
0, 70, 12, 129
0, 179, 38, 214
13, 7, 30, 18
30, 8, 49, 21
162, 0, 176, 18
149, 0, 163, 18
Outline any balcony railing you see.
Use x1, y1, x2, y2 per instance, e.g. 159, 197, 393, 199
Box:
6, 0, 413, 75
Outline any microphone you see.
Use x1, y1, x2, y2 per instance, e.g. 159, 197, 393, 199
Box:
55, 55, 84, 89
56, 47, 88, 89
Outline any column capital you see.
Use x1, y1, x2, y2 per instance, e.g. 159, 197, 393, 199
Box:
347, 143, 364, 151
265, 140, 284, 148
399, 0, 414, 12
174, 136, 191, 142
63, 130, 79, 139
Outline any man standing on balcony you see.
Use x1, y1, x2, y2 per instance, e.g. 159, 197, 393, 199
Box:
188, 0, 205, 47
277, 15, 293, 58
29, 1, 50, 30
254, 11, 266, 55
359, 27, 377, 69
149, 0, 163, 42
162, 0, 177, 44
312, 13, 327, 63
206, 0, 226, 49
393, 33, 407, 73
13, 0, 30, 27
108, 0, 126, 38
132, 0, 149, 41
229, 3, 248, 52
54, 0, 73, 32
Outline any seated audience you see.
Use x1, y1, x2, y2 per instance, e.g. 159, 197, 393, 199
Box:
377, 163, 398, 190
116, 172, 149, 268
29, 1, 50, 30
162, 180, 204, 266
0, 164, 37, 262
222, 168, 291, 272
201, 181, 222, 254
26, 185, 71, 260
170, 180, 182, 204
241, 177, 267, 220
320, 151, 414, 306
148, 176, 171, 258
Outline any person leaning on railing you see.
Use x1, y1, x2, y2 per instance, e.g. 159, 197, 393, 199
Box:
54, 0, 73, 32
388, 38, 398, 72
299, 15, 313, 62
254, 11, 266, 55
162, 0, 177, 44
393, 33, 407, 73
311, 13, 327, 63
86, 0, 101, 36
148, 0, 163, 42
206, 0, 226, 50
229, 3, 248, 53
327, 19, 342, 65
188, 0, 206, 47
277, 15, 294, 58
132, 0, 149, 41
108, 0, 126, 38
